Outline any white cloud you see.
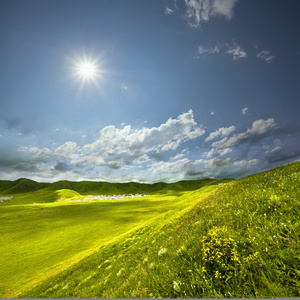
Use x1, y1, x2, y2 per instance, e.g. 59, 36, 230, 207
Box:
257, 50, 275, 64
211, 111, 214, 115
211, 118, 276, 149
226, 42, 247, 60
170, 153, 186, 160
233, 159, 259, 167
205, 147, 232, 157
19, 146, 52, 161
11, 112, 289, 183
212, 0, 238, 19
132, 154, 151, 164
184, 0, 238, 28
151, 158, 192, 175
247, 118, 276, 135
54, 141, 79, 158
161, 140, 181, 151
165, 6, 174, 16
79, 110, 204, 167
21, 110, 204, 172
205, 125, 236, 142
197, 41, 246, 61
242, 107, 248, 115
198, 45, 220, 55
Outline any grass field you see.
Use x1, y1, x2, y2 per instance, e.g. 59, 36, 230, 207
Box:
0, 178, 221, 298
0, 162, 299, 298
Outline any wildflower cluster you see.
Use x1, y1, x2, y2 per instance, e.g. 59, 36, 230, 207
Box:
201, 226, 240, 280
243, 251, 259, 263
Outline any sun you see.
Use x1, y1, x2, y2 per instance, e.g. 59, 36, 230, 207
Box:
68, 53, 103, 88
77, 61, 98, 79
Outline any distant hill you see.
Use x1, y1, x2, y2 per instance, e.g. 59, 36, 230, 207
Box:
0, 177, 234, 195
0, 178, 49, 194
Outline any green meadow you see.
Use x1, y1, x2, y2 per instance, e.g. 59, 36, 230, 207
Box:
0, 161, 299, 298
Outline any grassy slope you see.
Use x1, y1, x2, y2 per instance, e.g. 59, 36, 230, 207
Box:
55, 189, 82, 201
19, 161, 300, 298
0, 180, 220, 298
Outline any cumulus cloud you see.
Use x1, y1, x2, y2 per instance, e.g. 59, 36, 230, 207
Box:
18, 146, 52, 161
184, 0, 238, 28
77, 110, 205, 168
205, 147, 232, 158
8, 112, 299, 183
211, 118, 276, 149
54, 141, 79, 157
151, 158, 192, 175
257, 50, 275, 64
18, 110, 205, 173
205, 125, 236, 142
247, 118, 277, 135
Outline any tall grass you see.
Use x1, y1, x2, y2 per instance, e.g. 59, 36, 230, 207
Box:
19, 161, 300, 298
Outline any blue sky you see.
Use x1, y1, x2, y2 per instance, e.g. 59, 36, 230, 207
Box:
0, 0, 300, 183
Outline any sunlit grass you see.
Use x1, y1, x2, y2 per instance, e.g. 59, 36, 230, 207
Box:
1, 162, 299, 298
18, 161, 300, 298
0, 184, 220, 297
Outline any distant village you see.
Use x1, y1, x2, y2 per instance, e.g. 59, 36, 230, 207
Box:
82, 193, 150, 201
0, 194, 151, 204
0, 196, 13, 202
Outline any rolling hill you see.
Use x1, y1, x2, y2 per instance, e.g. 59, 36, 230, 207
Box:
0, 177, 233, 196
0, 161, 299, 298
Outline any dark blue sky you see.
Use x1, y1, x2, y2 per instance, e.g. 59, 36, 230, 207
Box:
0, 0, 299, 182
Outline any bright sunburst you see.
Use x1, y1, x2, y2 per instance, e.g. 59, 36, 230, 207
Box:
68, 53, 103, 88
77, 61, 98, 79
78, 62, 97, 78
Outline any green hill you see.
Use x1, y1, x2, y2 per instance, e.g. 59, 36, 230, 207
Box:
17, 161, 300, 298
55, 189, 82, 201
0, 178, 49, 194
0, 177, 233, 196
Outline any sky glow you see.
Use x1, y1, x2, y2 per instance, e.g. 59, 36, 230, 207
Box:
0, 0, 299, 183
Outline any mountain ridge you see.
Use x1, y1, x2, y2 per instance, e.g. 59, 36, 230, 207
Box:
0, 177, 234, 195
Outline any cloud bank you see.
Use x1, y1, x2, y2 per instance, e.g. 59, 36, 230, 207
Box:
1, 110, 299, 183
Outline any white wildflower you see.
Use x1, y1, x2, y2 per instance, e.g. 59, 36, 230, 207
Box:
158, 248, 167, 256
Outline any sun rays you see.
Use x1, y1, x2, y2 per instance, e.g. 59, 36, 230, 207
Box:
68, 52, 104, 89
